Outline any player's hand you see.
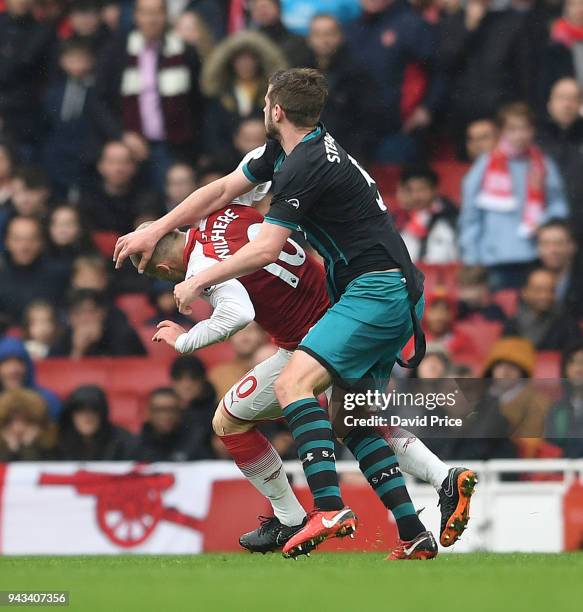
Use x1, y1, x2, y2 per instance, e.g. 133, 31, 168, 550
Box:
173, 278, 203, 315
113, 227, 159, 272
152, 320, 186, 348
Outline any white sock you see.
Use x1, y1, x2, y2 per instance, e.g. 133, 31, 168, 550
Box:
222, 431, 307, 527
384, 427, 450, 490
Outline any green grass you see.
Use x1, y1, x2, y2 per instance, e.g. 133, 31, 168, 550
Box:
0, 553, 582, 612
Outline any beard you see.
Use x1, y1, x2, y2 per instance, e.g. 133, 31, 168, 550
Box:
265, 116, 280, 140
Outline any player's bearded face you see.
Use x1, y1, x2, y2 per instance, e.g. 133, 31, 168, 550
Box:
264, 91, 280, 139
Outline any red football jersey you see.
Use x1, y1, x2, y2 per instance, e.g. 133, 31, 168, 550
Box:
183, 204, 330, 349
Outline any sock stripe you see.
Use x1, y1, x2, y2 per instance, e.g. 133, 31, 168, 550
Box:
351, 435, 378, 457
297, 439, 335, 457
283, 398, 317, 417
293, 419, 332, 438
362, 456, 398, 480
376, 476, 406, 497
313, 485, 341, 500
355, 438, 389, 462
304, 461, 337, 477
287, 407, 326, 427
392, 501, 417, 520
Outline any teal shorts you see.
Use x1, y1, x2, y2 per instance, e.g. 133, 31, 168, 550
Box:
298, 272, 424, 388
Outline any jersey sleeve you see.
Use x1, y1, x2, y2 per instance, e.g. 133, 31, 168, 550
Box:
264, 158, 320, 231
241, 140, 280, 184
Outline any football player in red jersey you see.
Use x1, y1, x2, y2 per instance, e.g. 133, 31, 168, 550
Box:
130, 178, 476, 558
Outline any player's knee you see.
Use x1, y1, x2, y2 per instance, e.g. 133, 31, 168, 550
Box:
274, 370, 302, 407
212, 402, 251, 436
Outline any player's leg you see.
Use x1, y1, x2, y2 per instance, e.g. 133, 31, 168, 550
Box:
383, 427, 478, 547
213, 349, 307, 551
274, 350, 358, 557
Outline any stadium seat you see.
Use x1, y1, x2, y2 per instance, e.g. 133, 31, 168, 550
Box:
454, 319, 503, 359
534, 351, 561, 379
417, 262, 461, 297
433, 161, 470, 204
109, 358, 171, 395
189, 299, 213, 322
492, 289, 519, 318
92, 231, 120, 258
370, 164, 401, 206
116, 294, 156, 328
36, 358, 111, 399
138, 326, 177, 362
197, 342, 236, 369
107, 391, 146, 433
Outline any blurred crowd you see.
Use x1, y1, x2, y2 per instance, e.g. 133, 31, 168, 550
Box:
1, 0, 583, 463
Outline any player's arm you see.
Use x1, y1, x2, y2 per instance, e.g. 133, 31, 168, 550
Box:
153, 278, 256, 351
174, 222, 291, 315
114, 168, 254, 272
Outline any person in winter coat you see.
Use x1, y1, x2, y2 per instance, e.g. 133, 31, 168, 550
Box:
0, 336, 62, 419
57, 385, 138, 460
200, 30, 287, 155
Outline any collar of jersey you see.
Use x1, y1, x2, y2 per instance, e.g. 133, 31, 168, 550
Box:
301, 125, 322, 143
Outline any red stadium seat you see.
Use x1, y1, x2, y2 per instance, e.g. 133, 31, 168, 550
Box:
534, 351, 561, 379
36, 358, 111, 399
109, 358, 171, 395
492, 289, 519, 318
116, 294, 156, 328
433, 161, 470, 204
189, 299, 213, 322
92, 231, 120, 258
454, 319, 503, 359
107, 391, 145, 433
418, 262, 461, 297
370, 164, 401, 206
138, 326, 177, 362
197, 342, 236, 369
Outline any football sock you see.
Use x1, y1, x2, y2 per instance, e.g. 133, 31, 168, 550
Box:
344, 427, 425, 541
220, 429, 307, 527
283, 398, 344, 511
383, 426, 450, 490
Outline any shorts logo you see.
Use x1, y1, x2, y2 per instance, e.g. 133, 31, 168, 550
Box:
286, 198, 300, 209
236, 375, 258, 399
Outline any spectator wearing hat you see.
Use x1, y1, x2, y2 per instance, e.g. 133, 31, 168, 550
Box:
0, 388, 56, 461
57, 385, 138, 460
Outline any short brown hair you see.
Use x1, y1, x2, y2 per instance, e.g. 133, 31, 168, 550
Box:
268, 68, 327, 127
497, 102, 536, 129
457, 265, 488, 286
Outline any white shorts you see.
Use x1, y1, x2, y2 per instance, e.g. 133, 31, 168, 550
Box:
222, 348, 294, 422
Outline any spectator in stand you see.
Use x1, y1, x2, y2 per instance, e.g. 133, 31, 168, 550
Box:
164, 162, 197, 212
78, 141, 162, 234
465, 118, 498, 161
414, 349, 451, 379
70, 254, 111, 294
0, 217, 70, 323
174, 10, 215, 61
67, 0, 112, 54
218, 116, 267, 172
93, 0, 204, 189
50, 289, 146, 357
249, 0, 314, 67
504, 268, 582, 350
538, 78, 583, 242
456, 266, 507, 323
42, 40, 96, 200
280, 0, 361, 35
346, 0, 441, 163
22, 301, 60, 361
545, 0, 583, 92
100, 0, 122, 34
200, 31, 287, 155
0, 389, 56, 461
0, 166, 51, 243
545, 342, 583, 457
47, 205, 96, 273
147, 281, 192, 327
170, 355, 216, 459
0, 140, 17, 209
481, 337, 550, 458
0, 0, 55, 160
397, 165, 458, 264
207, 322, 268, 399
439, 0, 531, 154
422, 290, 479, 360
459, 103, 568, 291
537, 219, 583, 319
0, 336, 62, 419
307, 13, 379, 161
57, 385, 138, 460
138, 387, 211, 461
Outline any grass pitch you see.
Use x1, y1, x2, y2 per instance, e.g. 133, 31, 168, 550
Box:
0, 553, 581, 612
